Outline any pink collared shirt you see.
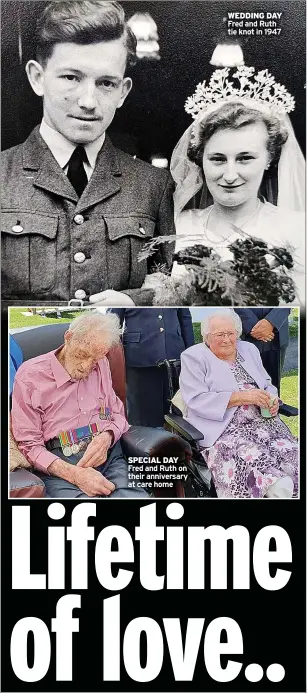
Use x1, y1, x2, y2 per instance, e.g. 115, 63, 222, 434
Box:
11, 348, 129, 472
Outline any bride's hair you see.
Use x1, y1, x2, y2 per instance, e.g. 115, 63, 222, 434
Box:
187, 102, 288, 169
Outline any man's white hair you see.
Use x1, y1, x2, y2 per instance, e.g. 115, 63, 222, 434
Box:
201, 309, 242, 341
68, 312, 121, 348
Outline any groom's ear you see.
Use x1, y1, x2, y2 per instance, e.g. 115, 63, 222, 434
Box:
116, 77, 133, 109
25, 60, 45, 97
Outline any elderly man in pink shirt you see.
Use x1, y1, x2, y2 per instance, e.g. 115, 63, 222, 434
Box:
11, 313, 147, 498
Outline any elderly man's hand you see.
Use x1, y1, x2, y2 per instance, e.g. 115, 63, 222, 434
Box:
250, 319, 274, 342
89, 290, 135, 306
77, 431, 113, 469
75, 467, 115, 497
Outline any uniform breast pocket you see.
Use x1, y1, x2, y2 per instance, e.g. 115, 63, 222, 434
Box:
104, 215, 156, 290
105, 215, 156, 243
123, 331, 141, 344
2, 211, 59, 297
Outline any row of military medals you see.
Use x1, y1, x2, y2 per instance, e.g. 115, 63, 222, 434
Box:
59, 404, 112, 457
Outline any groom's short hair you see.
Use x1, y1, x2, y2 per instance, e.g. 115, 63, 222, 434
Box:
35, 0, 137, 70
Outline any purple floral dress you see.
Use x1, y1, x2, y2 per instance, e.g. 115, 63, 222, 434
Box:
202, 355, 298, 499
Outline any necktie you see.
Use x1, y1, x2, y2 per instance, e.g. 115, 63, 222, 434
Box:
67, 145, 88, 197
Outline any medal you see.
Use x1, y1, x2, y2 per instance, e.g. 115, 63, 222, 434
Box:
59, 430, 72, 456
90, 422, 98, 436
79, 440, 87, 451
99, 403, 112, 420
58, 421, 103, 458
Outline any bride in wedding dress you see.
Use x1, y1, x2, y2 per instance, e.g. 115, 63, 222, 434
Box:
171, 67, 305, 305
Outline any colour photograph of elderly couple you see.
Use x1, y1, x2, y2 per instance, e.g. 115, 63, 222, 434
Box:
9, 306, 300, 500
3, 0, 304, 501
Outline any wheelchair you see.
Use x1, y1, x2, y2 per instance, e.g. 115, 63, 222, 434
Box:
157, 358, 299, 499
157, 358, 216, 498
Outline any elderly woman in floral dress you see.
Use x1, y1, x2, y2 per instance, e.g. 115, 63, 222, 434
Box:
179, 309, 298, 498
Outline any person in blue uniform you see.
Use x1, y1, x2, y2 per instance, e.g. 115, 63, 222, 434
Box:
108, 308, 195, 426
234, 308, 291, 394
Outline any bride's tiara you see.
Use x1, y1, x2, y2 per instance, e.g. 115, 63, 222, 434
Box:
185, 66, 295, 122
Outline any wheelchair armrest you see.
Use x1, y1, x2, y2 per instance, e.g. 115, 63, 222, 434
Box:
121, 425, 191, 461
164, 413, 204, 443
279, 403, 299, 417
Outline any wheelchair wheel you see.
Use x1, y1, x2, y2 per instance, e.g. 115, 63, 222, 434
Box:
184, 456, 215, 498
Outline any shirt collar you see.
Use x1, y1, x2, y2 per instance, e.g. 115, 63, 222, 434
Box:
39, 119, 106, 170
84, 133, 106, 169
50, 347, 72, 388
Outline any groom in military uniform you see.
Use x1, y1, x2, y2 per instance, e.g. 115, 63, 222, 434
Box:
2, 0, 174, 305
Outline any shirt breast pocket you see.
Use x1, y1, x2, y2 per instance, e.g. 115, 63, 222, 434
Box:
2, 211, 58, 297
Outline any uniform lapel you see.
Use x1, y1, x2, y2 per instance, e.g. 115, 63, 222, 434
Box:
75, 135, 122, 213
22, 127, 78, 202
22, 128, 122, 207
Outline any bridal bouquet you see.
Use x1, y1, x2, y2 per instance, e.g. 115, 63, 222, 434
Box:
138, 232, 296, 306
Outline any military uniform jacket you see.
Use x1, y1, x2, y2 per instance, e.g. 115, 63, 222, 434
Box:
234, 308, 290, 352
2, 127, 175, 303
109, 308, 195, 367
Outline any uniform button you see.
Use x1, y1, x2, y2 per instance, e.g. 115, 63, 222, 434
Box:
74, 214, 84, 225
160, 327, 164, 332
139, 226, 145, 235
74, 252, 86, 264
75, 289, 86, 299
158, 315, 163, 319
12, 224, 23, 234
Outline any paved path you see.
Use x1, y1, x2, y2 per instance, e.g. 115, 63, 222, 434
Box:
283, 337, 298, 374
11, 325, 44, 334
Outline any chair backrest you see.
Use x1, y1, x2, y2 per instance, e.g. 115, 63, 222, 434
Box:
9, 335, 24, 395
10, 324, 127, 411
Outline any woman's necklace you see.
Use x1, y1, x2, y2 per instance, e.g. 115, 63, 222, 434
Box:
204, 199, 261, 243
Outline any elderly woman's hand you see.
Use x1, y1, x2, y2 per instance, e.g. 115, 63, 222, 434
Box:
242, 389, 272, 408
269, 399, 279, 416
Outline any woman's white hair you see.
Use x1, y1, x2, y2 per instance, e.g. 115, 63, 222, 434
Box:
68, 312, 121, 348
201, 309, 242, 341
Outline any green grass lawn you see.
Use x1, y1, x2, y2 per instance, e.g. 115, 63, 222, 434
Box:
280, 369, 299, 437
9, 308, 86, 328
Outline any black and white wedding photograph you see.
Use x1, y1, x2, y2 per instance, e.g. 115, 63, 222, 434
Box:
1, 0, 305, 306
